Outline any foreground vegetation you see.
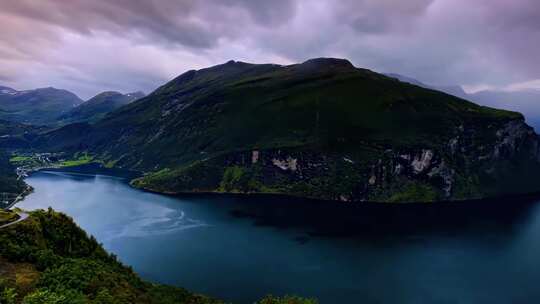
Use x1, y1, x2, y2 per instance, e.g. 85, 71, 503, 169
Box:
9, 152, 94, 169
0, 210, 18, 226
0, 208, 316, 304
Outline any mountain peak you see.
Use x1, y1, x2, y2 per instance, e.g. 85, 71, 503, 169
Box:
35, 86, 60, 92
88, 91, 144, 102
300, 57, 355, 69
215, 60, 254, 70
58, 90, 144, 124
91, 91, 123, 99
224, 59, 253, 65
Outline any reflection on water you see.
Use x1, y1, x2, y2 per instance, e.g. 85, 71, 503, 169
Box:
17, 170, 540, 304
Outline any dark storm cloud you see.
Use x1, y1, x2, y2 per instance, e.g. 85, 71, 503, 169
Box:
474, 0, 540, 80
1, 0, 296, 48
3, 0, 216, 48
220, 0, 296, 25
0, 0, 540, 99
0, 74, 14, 83
338, 0, 434, 34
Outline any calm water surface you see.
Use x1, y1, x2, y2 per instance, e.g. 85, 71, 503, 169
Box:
17, 171, 540, 304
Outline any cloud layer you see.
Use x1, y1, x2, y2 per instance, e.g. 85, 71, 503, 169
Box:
0, 0, 539, 99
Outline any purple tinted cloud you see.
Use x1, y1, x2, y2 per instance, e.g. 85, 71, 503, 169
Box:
0, 0, 538, 99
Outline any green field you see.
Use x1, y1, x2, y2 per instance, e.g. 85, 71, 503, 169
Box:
9, 155, 31, 163
59, 154, 93, 167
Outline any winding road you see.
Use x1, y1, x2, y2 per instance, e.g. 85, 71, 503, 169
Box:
0, 211, 29, 229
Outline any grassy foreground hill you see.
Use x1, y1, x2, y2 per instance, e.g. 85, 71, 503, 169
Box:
36, 58, 540, 202
0, 208, 315, 304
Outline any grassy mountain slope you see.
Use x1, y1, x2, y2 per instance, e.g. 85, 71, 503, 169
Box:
0, 87, 83, 125
37, 58, 540, 202
58, 91, 145, 124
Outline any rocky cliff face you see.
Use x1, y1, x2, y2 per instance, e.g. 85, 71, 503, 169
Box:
133, 117, 540, 202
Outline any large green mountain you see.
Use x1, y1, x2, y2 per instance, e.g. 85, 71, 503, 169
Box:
57, 91, 145, 124
37, 58, 540, 202
0, 86, 83, 125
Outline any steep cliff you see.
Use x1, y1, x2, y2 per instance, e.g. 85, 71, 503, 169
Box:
132, 117, 540, 202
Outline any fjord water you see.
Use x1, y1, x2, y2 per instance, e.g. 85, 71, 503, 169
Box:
18, 171, 540, 304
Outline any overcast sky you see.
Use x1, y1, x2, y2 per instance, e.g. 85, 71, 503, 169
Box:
0, 0, 539, 99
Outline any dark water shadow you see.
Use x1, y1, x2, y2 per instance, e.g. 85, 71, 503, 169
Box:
225, 194, 540, 243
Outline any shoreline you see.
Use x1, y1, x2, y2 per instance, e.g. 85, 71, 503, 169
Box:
6, 161, 138, 210
18, 166, 540, 207
2, 184, 33, 210
19, 162, 141, 179
133, 182, 540, 207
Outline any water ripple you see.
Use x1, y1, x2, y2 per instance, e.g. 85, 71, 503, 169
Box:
106, 208, 209, 241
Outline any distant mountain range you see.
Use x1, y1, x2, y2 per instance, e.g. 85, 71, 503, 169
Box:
58, 91, 145, 124
385, 73, 540, 131
0, 86, 83, 125
30, 58, 540, 202
0, 86, 144, 126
